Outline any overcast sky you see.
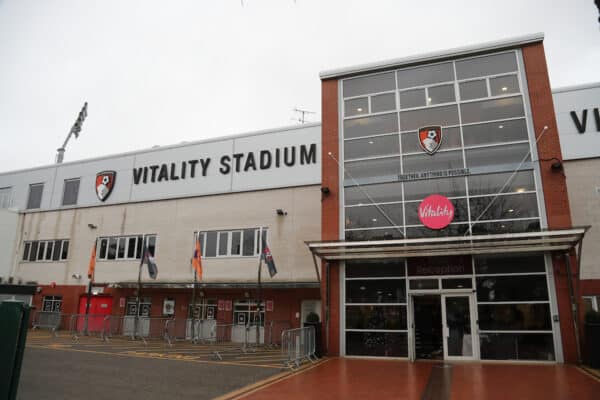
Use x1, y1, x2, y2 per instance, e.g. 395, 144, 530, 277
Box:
0, 0, 598, 172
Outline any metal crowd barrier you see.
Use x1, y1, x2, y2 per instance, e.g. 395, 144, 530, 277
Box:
68, 314, 108, 340
101, 316, 172, 344
265, 320, 292, 348
31, 311, 64, 336
281, 326, 317, 369
163, 318, 216, 345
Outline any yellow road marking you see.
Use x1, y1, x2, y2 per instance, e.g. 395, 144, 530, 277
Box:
26, 344, 281, 369
214, 358, 331, 400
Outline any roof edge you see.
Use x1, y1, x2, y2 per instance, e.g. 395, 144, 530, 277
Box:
319, 32, 544, 80
552, 81, 600, 94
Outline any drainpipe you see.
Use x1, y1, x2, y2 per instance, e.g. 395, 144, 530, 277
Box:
563, 251, 582, 364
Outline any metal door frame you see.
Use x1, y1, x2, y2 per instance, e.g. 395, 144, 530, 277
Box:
441, 293, 479, 361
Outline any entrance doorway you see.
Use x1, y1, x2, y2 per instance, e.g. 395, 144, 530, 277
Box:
413, 295, 443, 360
410, 293, 477, 361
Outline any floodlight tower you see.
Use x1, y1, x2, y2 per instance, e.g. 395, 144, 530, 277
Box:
55, 102, 88, 164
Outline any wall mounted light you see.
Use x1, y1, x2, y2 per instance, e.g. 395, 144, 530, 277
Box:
321, 187, 330, 195
276, 209, 287, 216
71, 273, 82, 280
87, 223, 97, 229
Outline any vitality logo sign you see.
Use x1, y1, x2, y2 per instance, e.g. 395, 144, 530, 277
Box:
96, 171, 116, 202
418, 126, 443, 155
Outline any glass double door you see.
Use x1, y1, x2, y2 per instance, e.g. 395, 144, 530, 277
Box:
410, 293, 478, 361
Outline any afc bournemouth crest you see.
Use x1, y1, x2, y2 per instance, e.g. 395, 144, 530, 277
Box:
96, 171, 116, 202
418, 126, 443, 155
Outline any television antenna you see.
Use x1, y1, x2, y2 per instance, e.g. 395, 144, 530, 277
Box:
291, 107, 316, 124
56, 102, 88, 164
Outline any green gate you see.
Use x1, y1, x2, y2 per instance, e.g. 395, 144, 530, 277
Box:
0, 301, 30, 400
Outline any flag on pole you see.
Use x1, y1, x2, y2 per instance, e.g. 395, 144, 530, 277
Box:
87, 242, 97, 279
141, 244, 158, 280
262, 240, 277, 278
191, 236, 203, 280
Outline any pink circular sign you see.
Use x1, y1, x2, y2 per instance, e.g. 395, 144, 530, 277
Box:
418, 194, 455, 230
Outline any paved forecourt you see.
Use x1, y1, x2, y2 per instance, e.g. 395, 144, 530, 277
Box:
20, 331, 290, 400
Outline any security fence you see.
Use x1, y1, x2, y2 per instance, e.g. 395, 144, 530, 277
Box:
281, 326, 317, 369
31, 311, 64, 336
69, 314, 108, 340
101, 316, 172, 344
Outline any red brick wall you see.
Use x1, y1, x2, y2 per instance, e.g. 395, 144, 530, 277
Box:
321, 78, 341, 355
522, 42, 579, 363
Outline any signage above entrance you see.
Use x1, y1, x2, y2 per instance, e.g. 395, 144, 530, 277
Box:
418, 194, 454, 229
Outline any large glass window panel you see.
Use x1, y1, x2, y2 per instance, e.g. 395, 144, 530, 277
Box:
52, 240, 61, 261
404, 198, 468, 225
489, 75, 520, 96
371, 93, 396, 113
478, 303, 552, 331
22, 242, 31, 261
345, 204, 403, 229
107, 238, 117, 260
476, 275, 548, 302
60, 241, 68, 260
117, 237, 126, 259
345, 97, 368, 117
455, 52, 518, 80
205, 231, 217, 257
427, 84, 455, 105
218, 232, 228, 256
36, 242, 45, 260
460, 97, 524, 124
346, 332, 408, 357
231, 231, 241, 255
469, 193, 539, 221
346, 227, 404, 241
403, 176, 466, 201
403, 150, 463, 173
399, 88, 426, 109
406, 224, 470, 239
29, 242, 38, 261
346, 305, 407, 330
345, 157, 400, 183
27, 184, 43, 209
45, 242, 53, 260
465, 143, 531, 171
459, 79, 487, 100
346, 279, 407, 303
127, 237, 136, 258
409, 279, 439, 290
344, 135, 399, 160
475, 254, 545, 274
397, 62, 454, 89
471, 219, 540, 235
442, 278, 472, 289
344, 113, 398, 139
400, 105, 459, 131
479, 333, 554, 361
343, 72, 396, 98
242, 229, 255, 256
62, 178, 80, 206
463, 119, 529, 147
401, 127, 462, 154
346, 259, 406, 278
99, 239, 108, 259
146, 235, 156, 257
345, 181, 403, 206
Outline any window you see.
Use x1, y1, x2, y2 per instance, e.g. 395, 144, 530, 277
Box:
62, 178, 80, 206
96, 234, 156, 261
196, 227, 268, 258
0, 187, 13, 209
22, 240, 69, 262
233, 300, 264, 326
27, 183, 44, 209
42, 296, 62, 312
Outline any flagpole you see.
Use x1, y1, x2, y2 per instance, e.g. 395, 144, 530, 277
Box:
84, 278, 92, 335
256, 254, 263, 347
191, 268, 197, 343
134, 256, 143, 340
